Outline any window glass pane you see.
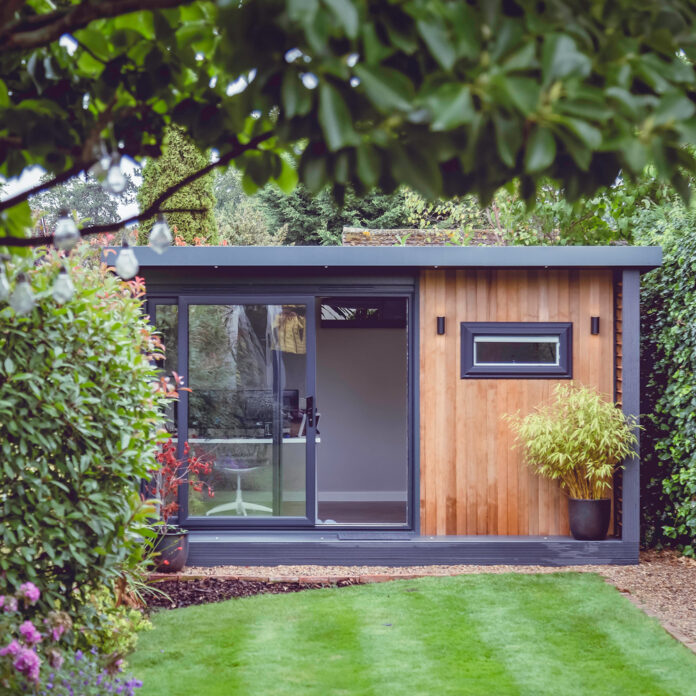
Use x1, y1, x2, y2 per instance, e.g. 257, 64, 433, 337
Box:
321, 298, 406, 328
474, 337, 558, 365
187, 304, 307, 519
154, 305, 178, 374
153, 304, 178, 433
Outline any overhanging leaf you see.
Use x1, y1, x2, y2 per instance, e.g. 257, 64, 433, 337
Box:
493, 112, 522, 167
318, 83, 358, 151
353, 64, 415, 112
426, 84, 474, 131
542, 34, 592, 86
416, 17, 456, 71
524, 126, 556, 173
323, 0, 359, 39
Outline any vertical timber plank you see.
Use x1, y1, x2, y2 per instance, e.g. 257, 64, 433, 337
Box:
444, 271, 457, 534
455, 271, 468, 534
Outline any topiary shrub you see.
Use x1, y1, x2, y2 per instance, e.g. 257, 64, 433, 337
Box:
0, 248, 170, 613
137, 125, 218, 245
639, 206, 696, 554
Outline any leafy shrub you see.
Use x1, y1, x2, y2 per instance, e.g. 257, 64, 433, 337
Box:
0, 581, 143, 696
81, 589, 151, 661
0, 248, 170, 613
639, 208, 696, 553
505, 384, 638, 500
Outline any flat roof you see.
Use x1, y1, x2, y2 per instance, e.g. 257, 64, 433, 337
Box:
129, 245, 662, 272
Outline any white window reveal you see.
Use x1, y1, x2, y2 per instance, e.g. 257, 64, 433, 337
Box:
461, 322, 572, 379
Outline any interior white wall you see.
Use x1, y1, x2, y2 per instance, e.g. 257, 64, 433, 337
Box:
316, 324, 408, 501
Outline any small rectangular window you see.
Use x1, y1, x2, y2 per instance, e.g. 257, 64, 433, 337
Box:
462, 322, 572, 378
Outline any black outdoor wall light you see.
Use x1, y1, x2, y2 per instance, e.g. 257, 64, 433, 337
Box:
590, 316, 600, 335
437, 316, 446, 335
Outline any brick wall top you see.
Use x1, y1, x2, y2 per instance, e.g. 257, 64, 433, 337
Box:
341, 227, 506, 247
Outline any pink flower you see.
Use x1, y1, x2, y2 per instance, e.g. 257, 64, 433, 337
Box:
3, 596, 18, 613
19, 582, 40, 604
0, 639, 21, 657
13, 647, 41, 683
19, 621, 42, 645
50, 625, 66, 642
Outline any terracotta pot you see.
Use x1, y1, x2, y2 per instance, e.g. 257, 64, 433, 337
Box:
568, 498, 611, 540
152, 530, 189, 572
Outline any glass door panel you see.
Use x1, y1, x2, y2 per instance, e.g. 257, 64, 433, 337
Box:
152, 303, 178, 434
184, 300, 314, 523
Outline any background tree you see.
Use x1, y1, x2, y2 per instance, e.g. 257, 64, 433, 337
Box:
257, 185, 412, 245
3, 2, 696, 251
404, 174, 675, 246
213, 168, 412, 245
214, 168, 286, 246
137, 126, 218, 245
30, 172, 137, 233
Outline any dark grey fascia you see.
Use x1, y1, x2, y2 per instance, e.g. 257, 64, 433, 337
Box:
115, 245, 662, 272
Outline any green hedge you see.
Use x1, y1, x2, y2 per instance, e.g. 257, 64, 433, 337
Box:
0, 249, 168, 612
639, 206, 696, 554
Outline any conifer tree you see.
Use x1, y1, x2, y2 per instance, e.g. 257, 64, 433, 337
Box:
137, 126, 218, 245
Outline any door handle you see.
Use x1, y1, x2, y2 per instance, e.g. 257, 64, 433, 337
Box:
306, 396, 314, 428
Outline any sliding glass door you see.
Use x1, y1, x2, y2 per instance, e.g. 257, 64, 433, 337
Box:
173, 297, 316, 526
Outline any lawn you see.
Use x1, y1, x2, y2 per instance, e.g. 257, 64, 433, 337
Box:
130, 573, 696, 696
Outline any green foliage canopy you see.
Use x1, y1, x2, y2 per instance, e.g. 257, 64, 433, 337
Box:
0, 249, 169, 613
30, 172, 138, 231
3, 1, 696, 250
214, 168, 287, 246
257, 184, 412, 245
639, 205, 696, 554
404, 174, 678, 246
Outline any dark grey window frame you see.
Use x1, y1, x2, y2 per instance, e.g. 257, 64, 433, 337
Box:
145, 280, 417, 534
461, 322, 573, 379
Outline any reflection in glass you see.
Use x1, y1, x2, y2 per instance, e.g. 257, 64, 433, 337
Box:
153, 304, 178, 433
474, 336, 559, 365
187, 304, 308, 518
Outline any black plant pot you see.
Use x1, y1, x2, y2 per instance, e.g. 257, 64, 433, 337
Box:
568, 498, 611, 540
153, 530, 189, 572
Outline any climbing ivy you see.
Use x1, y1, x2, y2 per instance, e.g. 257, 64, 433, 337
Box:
639, 204, 696, 554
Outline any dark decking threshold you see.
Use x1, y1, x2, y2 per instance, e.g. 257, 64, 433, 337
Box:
187, 532, 638, 566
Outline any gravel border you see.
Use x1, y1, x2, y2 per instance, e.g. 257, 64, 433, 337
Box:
151, 550, 696, 652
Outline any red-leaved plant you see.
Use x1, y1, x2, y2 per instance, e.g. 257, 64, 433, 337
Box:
150, 440, 214, 534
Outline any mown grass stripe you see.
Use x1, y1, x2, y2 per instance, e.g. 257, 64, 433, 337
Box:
130, 574, 696, 696
569, 575, 696, 694
350, 579, 523, 696
235, 588, 375, 696
460, 573, 696, 696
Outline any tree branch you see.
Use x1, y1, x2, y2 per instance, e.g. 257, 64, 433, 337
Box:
0, 131, 274, 248
0, 0, 26, 30
0, 162, 90, 213
0, 0, 198, 53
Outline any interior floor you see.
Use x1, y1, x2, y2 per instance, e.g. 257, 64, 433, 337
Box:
317, 501, 407, 525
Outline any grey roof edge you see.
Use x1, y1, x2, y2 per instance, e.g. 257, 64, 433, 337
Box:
121, 245, 662, 272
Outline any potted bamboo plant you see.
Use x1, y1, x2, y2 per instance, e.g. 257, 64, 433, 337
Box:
505, 384, 638, 540
149, 440, 215, 572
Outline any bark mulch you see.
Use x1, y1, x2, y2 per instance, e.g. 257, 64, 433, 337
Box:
146, 549, 696, 652
145, 577, 360, 610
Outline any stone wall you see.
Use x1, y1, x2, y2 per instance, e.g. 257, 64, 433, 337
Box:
341, 227, 505, 246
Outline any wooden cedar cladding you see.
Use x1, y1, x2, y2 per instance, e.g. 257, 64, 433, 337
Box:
419, 269, 615, 536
